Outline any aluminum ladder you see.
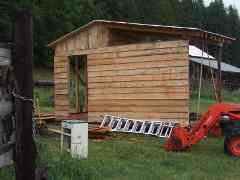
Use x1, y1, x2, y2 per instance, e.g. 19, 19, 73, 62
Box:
100, 115, 176, 138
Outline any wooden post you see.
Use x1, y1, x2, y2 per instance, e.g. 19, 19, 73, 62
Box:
75, 57, 80, 112
217, 43, 223, 103
13, 9, 36, 180
84, 56, 88, 112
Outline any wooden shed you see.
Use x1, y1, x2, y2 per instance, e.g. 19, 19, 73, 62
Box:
48, 20, 235, 125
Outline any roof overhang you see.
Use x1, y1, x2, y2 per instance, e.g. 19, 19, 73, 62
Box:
47, 20, 236, 48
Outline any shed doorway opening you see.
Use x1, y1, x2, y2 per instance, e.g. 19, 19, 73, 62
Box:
69, 55, 87, 113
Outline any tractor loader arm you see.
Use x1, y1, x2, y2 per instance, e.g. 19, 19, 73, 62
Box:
165, 104, 240, 153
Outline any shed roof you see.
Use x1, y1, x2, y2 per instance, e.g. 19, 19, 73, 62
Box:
48, 20, 236, 48
189, 45, 240, 73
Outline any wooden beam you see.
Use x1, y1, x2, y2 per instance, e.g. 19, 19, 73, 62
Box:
217, 43, 223, 102
84, 56, 88, 112
13, 9, 36, 180
75, 58, 80, 112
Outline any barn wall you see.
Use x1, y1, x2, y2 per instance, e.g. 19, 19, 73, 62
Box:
87, 40, 189, 125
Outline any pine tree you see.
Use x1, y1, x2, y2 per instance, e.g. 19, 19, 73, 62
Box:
1, 0, 240, 67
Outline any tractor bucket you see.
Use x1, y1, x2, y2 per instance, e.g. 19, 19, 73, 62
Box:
164, 126, 191, 151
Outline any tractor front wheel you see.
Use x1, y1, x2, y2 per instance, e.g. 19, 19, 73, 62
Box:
226, 136, 240, 157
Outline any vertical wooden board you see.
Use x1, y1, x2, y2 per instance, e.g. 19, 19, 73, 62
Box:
88, 24, 99, 49
85, 57, 88, 112
67, 38, 74, 51
76, 29, 89, 50
88, 24, 109, 49
97, 24, 109, 48
75, 60, 80, 112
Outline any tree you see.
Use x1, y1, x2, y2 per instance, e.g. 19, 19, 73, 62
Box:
1, 0, 240, 67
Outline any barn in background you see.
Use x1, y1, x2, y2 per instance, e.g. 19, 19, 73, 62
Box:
48, 20, 235, 125
189, 45, 240, 90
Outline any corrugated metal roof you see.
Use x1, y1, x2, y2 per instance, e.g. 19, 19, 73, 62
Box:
47, 20, 235, 47
189, 45, 240, 73
189, 45, 215, 59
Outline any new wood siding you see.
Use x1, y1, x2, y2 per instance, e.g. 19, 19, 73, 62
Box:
87, 40, 189, 124
54, 55, 69, 118
55, 24, 109, 55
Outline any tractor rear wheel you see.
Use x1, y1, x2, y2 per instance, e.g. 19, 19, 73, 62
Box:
226, 136, 240, 157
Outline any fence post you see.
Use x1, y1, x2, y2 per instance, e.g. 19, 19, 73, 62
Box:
217, 43, 223, 102
12, 9, 36, 180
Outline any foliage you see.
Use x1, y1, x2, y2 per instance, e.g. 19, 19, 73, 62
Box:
190, 87, 240, 112
0, 0, 240, 67
34, 87, 54, 113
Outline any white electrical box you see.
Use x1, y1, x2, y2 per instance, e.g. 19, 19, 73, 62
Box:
61, 120, 88, 159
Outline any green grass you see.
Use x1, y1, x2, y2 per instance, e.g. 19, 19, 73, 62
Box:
190, 88, 240, 112
33, 68, 54, 113
1, 134, 240, 180
34, 87, 54, 113
3, 71, 240, 180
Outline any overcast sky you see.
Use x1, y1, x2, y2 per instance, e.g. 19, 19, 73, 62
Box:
204, 0, 240, 12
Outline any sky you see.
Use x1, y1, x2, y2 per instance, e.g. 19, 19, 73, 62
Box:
204, 0, 240, 12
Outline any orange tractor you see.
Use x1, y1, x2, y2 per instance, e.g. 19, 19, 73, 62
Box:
165, 103, 240, 157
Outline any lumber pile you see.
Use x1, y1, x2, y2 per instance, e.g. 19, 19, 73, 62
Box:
34, 112, 55, 121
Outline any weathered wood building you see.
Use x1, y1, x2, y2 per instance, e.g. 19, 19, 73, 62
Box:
48, 20, 235, 125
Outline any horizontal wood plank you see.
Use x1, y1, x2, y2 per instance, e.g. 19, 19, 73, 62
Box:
88, 73, 188, 83
88, 86, 188, 95
56, 40, 187, 56
88, 52, 188, 66
54, 95, 69, 101
54, 73, 68, 79
55, 83, 68, 89
55, 79, 68, 84
55, 111, 69, 117
55, 99, 69, 106
88, 59, 187, 72
55, 89, 68, 95
88, 112, 188, 119
87, 40, 187, 57
88, 99, 188, 106
54, 64, 68, 69
88, 105, 188, 113
55, 105, 70, 111
88, 66, 188, 77
88, 92, 188, 100
88, 79, 188, 89
55, 67, 68, 74
88, 47, 188, 60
